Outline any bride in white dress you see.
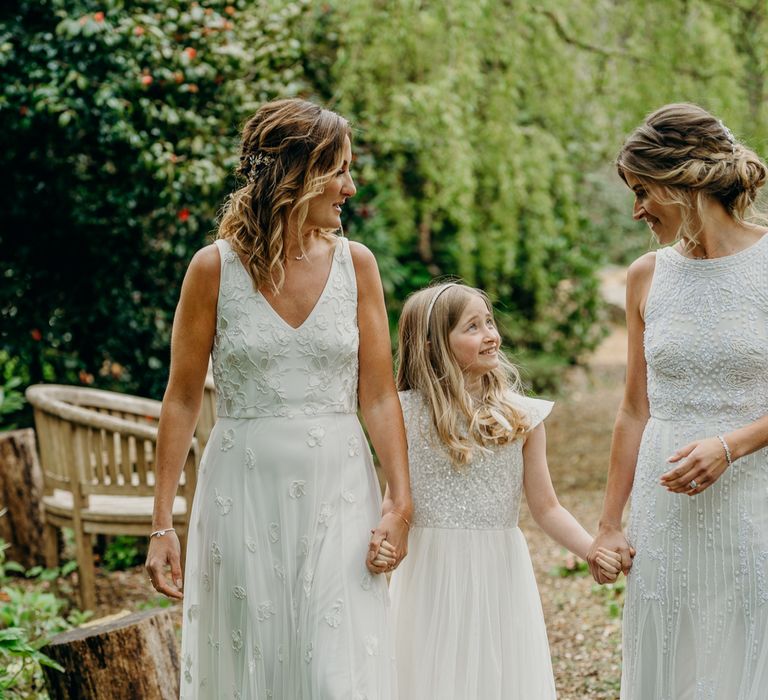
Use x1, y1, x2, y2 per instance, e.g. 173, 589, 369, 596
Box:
588, 103, 768, 700
146, 98, 412, 699
380, 282, 621, 699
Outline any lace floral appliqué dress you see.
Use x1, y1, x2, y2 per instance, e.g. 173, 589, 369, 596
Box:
622, 236, 768, 700
180, 236, 395, 699
389, 390, 557, 700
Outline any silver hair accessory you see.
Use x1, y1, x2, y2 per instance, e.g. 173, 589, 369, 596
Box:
247, 151, 275, 183
718, 120, 736, 150
426, 283, 458, 331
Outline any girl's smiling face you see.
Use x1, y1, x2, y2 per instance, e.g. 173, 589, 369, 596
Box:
448, 293, 501, 384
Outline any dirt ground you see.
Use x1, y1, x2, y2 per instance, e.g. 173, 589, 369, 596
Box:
61, 325, 631, 699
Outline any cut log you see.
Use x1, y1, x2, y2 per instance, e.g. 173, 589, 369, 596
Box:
41, 607, 181, 700
0, 428, 47, 567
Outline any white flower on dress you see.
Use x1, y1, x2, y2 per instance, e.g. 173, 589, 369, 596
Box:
299, 535, 310, 555
232, 586, 246, 600
364, 634, 379, 656
347, 435, 361, 457
184, 654, 193, 682
214, 489, 233, 515
303, 568, 314, 598
277, 645, 284, 663
289, 480, 307, 499
273, 562, 285, 580
221, 428, 235, 451
256, 600, 275, 622
342, 490, 357, 504
360, 571, 373, 591
202, 572, 211, 591
307, 426, 326, 447
304, 642, 314, 664
233, 685, 242, 700
245, 448, 256, 470
211, 542, 223, 565
187, 604, 199, 622
231, 629, 243, 652
246, 538, 258, 553
268, 522, 280, 543
318, 502, 335, 525
323, 599, 344, 628
207, 634, 220, 651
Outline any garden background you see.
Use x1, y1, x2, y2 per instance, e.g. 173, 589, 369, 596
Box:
1, 0, 767, 698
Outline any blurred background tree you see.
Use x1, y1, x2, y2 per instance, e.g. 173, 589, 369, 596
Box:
1, 0, 764, 427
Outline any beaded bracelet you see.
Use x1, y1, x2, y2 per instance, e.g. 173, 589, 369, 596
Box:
150, 527, 176, 538
716, 435, 733, 468
389, 510, 411, 528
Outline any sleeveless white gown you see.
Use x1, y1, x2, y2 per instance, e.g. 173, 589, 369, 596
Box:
622, 236, 768, 700
180, 236, 395, 699
389, 390, 557, 699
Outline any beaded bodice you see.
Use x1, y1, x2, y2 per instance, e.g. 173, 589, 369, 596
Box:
399, 390, 552, 529
644, 236, 768, 424
211, 237, 359, 419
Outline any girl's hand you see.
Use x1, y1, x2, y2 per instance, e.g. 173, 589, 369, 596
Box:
661, 436, 730, 495
371, 539, 397, 571
594, 547, 622, 583
366, 510, 409, 575
145, 531, 183, 600
587, 529, 635, 583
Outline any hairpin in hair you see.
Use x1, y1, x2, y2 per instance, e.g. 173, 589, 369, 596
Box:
718, 119, 736, 151
426, 283, 458, 333
247, 151, 275, 183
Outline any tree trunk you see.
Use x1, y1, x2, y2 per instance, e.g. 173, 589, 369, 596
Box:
0, 428, 47, 567
42, 607, 181, 700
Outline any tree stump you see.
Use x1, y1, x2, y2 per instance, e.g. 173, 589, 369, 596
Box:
41, 607, 181, 700
0, 428, 47, 567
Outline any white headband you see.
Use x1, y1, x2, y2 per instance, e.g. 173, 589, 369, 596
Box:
425, 283, 458, 331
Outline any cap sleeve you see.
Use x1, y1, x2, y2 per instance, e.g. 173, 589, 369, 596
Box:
397, 390, 420, 423
509, 394, 554, 431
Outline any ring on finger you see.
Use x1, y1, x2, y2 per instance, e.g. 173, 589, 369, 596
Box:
689, 479, 698, 489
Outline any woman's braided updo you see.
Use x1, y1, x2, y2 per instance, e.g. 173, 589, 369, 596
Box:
218, 98, 351, 293
617, 103, 768, 245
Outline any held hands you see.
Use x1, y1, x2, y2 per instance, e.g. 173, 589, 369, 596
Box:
366, 509, 410, 575
145, 530, 184, 600
587, 529, 636, 584
661, 436, 732, 496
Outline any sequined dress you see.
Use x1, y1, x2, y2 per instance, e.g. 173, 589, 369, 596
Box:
389, 390, 556, 700
180, 236, 395, 699
622, 236, 768, 700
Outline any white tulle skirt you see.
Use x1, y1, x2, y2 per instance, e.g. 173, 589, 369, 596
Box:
389, 526, 556, 700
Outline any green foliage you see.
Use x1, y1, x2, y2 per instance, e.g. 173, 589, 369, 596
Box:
0, 352, 27, 431
592, 578, 627, 619
550, 550, 590, 579
102, 535, 145, 572
0, 0, 310, 422
0, 535, 86, 698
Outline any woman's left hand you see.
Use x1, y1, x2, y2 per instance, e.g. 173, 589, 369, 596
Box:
661, 436, 730, 495
366, 510, 409, 574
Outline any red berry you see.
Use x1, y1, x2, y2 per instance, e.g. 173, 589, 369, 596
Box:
141, 74, 153, 86
178, 208, 190, 222
30, 328, 42, 341
94, 11, 105, 22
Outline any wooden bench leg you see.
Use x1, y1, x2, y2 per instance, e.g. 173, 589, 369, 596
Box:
43, 522, 60, 570
74, 529, 96, 611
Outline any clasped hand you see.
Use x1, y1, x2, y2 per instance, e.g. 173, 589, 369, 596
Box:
366, 510, 409, 574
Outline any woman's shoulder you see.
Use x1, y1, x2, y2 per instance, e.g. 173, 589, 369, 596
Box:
626, 251, 657, 287
183, 243, 221, 295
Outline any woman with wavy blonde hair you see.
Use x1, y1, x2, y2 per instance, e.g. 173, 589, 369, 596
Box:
588, 103, 768, 699
379, 282, 620, 699
146, 98, 411, 699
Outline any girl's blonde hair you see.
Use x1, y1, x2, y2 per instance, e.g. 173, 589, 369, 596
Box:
396, 282, 530, 467
617, 103, 768, 249
218, 98, 351, 292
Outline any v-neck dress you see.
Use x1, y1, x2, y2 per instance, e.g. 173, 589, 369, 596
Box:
180, 236, 396, 699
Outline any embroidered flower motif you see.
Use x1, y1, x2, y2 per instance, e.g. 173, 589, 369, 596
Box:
214, 489, 233, 515
249, 645, 263, 673
221, 428, 235, 451
231, 629, 243, 652
323, 599, 344, 628
256, 600, 275, 621
289, 480, 307, 499
207, 634, 220, 651
304, 642, 314, 664
211, 542, 222, 565
246, 538, 258, 553
184, 654, 193, 682
318, 502, 335, 525
233, 687, 242, 700
364, 634, 379, 656
232, 586, 246, 600
277, 645, 284, 663
303, 568, 314, 598
347, 435, 361, 457
273, 562, 285, 580
306, 426, 326, 447
202, 572, 211, 591
360, 572, 373, 591
299, 535, 310, 555
245, 448, 256, 470
187, 604, 199, 621
268, 522, 280, 543
342, 490, 357, 504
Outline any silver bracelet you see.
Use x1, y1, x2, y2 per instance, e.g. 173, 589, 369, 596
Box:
150, 527, 176, 538
716, 435, 733, 468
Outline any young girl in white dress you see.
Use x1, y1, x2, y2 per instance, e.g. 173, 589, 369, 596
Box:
377, 282, 621, 699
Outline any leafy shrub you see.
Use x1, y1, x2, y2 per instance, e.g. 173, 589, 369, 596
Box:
102, 535, 144, 572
